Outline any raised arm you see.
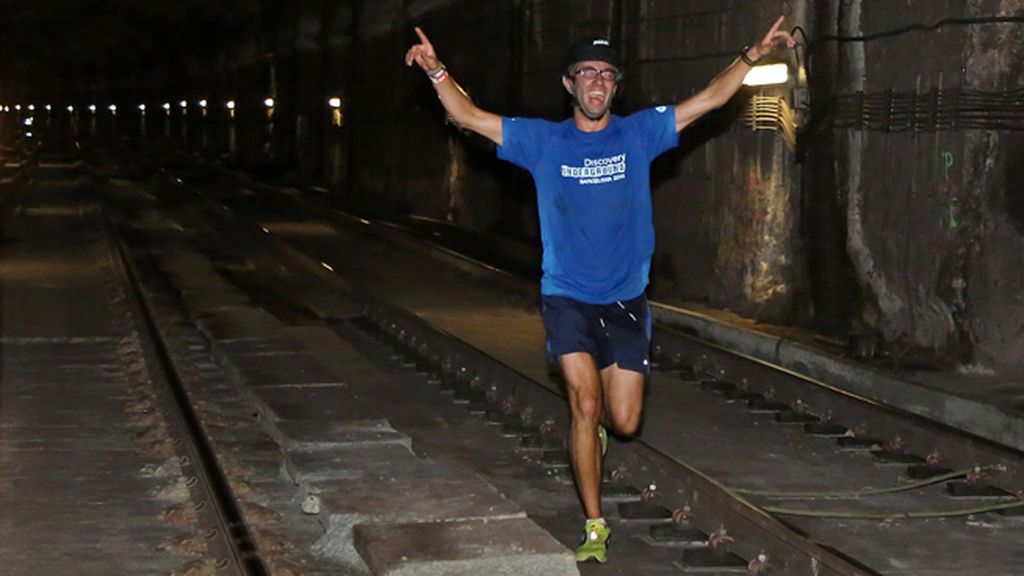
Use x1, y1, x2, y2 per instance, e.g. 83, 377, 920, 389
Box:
405, 27, 504, 145
674, 15, 796, 132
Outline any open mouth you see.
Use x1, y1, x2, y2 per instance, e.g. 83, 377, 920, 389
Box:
586, 91, 607, 108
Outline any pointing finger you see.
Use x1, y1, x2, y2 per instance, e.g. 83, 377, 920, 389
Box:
415, 26, 432, 49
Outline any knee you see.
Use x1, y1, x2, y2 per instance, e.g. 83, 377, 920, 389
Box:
570, 389, 602, 423
612, 411, 641, 437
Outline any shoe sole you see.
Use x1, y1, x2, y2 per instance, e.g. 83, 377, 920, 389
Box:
576, 550, 607, 563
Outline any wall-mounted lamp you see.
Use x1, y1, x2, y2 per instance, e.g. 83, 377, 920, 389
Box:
740, 59, 797, 149
226, 100, 236, 119
199, 99, 208, 117
109, 104, 118, 116
264, 97, 275, 119
67, 105, 75, 113
27, 104, 35, 111
45, 104, 52, 112
742, 63, 789, 87
89, 104, 97, 113
328, 97, 344, 127
15, 104, 22, 111
138, 103, 146, 116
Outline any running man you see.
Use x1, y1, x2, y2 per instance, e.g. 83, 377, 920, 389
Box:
406, 17, 795, 563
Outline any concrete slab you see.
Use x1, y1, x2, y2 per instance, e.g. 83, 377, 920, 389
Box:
307, 464, 528, 575
311, 464, 524, 524
282, 326, 399, 384
271, 419, 412, 452
194, 306, 284, 341
289, 285, 364, 320
1, 424, 135, 447
354, 518, 578, 576
250, 385, 371, 422
214, 337, 309, 356
181, 288, 251, 312
283, 443, 420, 484
155, 252, 222, 277
221, 351, 343, 387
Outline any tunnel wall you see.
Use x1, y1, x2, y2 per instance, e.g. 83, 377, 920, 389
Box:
819, 0, 1024, 371
34, 0, 1023, 374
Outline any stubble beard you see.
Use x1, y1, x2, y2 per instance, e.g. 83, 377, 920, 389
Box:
573, 87, 613, 122
578, 102, 610, 121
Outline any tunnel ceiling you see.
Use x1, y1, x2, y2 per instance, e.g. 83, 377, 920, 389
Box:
0, 0, 258, 94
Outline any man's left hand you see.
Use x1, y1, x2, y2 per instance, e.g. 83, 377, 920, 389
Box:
752, 15, 797, 61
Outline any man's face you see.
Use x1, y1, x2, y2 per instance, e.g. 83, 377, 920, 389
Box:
564, 59, 620, 121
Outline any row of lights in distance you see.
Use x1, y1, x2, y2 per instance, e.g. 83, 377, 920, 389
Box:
2, 61, 785, 114
1, 98, 345, 114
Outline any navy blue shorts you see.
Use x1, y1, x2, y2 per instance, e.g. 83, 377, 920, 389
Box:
540, 293, 652, 374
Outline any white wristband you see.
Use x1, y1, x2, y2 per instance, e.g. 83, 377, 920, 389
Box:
428, 65, 449, 85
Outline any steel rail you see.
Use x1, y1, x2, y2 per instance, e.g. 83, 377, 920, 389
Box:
105, 210, 269, 576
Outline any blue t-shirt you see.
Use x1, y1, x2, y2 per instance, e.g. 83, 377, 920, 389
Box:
498, 106, 678, 304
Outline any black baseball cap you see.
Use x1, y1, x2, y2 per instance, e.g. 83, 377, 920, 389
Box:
563, 37, 622, 75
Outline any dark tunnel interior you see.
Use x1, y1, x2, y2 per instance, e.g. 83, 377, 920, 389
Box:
1, 0, 1023, 376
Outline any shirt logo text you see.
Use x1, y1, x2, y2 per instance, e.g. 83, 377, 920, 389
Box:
561, 153, 627, 186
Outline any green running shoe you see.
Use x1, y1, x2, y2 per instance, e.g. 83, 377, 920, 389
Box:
598, 424, 608, 457
574, 519, 611, 563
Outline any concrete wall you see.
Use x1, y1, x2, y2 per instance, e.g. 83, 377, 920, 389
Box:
819, 0, 1024, 371
38, 0, 1023, 374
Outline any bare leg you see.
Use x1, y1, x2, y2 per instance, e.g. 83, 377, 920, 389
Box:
599, 363, 645, 437
560, 351, 604, 519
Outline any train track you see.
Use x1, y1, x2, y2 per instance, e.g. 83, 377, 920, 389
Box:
107, 193, 269, 575
99, 144, 1024, 575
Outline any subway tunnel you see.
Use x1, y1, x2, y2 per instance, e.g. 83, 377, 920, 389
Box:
3, 0, 1021, 372
2, 1, 1024, 574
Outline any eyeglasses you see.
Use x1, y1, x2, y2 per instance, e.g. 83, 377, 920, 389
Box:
571, 67, 621, 82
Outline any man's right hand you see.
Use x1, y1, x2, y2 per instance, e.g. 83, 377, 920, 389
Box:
403, 26, 504, 146
405, 27, 441, 73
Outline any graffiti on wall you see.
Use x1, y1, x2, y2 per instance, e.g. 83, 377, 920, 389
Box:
937, 150, 959, 231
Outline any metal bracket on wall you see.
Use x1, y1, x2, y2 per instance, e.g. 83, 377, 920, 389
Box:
744, 95, 797, 148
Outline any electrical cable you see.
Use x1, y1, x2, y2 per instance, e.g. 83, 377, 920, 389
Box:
764, 499, 1024, 520
731, 465, 995, 499
810, 15, 1024, 45
796, 17, 1024, 133
830, 87, 1024, 132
